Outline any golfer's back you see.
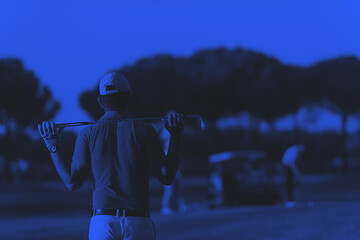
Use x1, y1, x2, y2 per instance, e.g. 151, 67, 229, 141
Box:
73, 116, 163, 211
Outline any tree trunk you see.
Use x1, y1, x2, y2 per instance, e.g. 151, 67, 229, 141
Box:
250, 116, 260, 149
3, 127, 13, 182
341, 113, 348, 175
1, 111, 14, 183
293, 114, 301, 144
206, 120, 222, 155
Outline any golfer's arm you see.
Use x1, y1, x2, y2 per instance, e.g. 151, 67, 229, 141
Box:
162, 134, 181, 185
50, 151, 73, 188
50, 151, 85, 191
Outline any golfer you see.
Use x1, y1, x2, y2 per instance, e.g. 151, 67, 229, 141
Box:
38, 72, 184, 240
281, 144, 305, 207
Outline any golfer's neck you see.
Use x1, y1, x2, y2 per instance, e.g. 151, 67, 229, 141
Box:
104, 108, 131, 118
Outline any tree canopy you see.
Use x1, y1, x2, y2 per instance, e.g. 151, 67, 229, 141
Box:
79, 48, 360, 130
0, 58, 60, 127
0, 58, 61, 181
80, 48, 305, 121
309, 56, 360, 116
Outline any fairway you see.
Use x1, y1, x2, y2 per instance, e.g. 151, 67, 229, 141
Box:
1, 201, 360, 240
2, 175, 360, 239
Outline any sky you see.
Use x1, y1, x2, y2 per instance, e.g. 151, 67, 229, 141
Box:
0, 0, 359, 127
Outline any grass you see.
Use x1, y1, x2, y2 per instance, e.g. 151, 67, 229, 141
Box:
1, 173, 360, 239
1, 202, 360, 240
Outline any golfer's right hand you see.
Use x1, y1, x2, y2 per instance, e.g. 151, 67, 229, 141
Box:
38, 121, 61, 148
164, 113, 184, 135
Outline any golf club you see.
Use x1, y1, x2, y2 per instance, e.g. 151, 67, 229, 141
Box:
55, 115, 206, 130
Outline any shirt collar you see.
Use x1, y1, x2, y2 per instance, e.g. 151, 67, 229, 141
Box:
100, 111, 132, 121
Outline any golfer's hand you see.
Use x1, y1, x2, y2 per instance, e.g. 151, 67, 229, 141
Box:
38, 121, 61, 149
164, 113, 184, 135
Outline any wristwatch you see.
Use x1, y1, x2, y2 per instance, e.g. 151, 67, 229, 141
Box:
48, 145, 60, 153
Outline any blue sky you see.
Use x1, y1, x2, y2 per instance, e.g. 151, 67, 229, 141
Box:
0, 0, 359, 125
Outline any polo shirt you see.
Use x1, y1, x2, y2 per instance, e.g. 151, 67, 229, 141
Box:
72, 111, 165, 210
281, 144, 304, 167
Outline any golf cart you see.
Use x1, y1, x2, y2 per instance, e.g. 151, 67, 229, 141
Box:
207, 150, 281, 207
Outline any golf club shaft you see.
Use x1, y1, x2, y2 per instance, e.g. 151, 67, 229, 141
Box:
55, 122, 94, 129
55, 115, 205, 129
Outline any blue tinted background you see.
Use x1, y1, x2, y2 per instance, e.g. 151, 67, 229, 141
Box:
1, 0, 359, 124
1, 1, 360, 239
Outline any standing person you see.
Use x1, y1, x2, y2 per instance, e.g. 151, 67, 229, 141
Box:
156, 116, 186, 215
207, 163, 223, 208
38, 72, 184, 240
281, 144, 305, 208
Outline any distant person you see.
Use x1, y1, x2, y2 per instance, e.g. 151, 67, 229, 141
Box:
207, 163, 224, 208
154, 113, 186, 215
38, 72, 184, 240
281, 144, 305, 207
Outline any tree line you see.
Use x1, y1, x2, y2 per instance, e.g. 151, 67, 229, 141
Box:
80, 48, 360, 126
1, 48, 360, 181
78, 47, 360, 174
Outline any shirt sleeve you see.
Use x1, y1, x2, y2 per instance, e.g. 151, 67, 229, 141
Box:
72, 127, 91, 164
282, 147, 296, 166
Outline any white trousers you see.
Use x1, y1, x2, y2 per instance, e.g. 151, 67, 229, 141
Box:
89, 215, 156, 240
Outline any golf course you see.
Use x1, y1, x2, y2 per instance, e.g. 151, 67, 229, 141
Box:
1, 173, 360, 240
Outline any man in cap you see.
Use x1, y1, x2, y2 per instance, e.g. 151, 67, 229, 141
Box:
38, 72, 184, 239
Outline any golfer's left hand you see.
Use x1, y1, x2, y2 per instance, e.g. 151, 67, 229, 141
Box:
38, 121, 61, 148
164, 113, 184, 135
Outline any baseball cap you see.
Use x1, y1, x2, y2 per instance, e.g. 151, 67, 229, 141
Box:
99, 72, 131, 95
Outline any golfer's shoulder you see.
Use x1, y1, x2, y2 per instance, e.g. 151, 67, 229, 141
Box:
79, 120, 113, 135
77, 124, 93, 140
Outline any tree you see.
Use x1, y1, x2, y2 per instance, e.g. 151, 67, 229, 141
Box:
309, 56, 360, 174
0, 58, 60, 181
80, 48, 284, 121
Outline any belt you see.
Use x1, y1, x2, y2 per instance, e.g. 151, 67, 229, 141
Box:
92, 208, 149, 217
